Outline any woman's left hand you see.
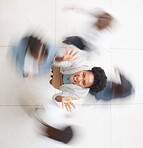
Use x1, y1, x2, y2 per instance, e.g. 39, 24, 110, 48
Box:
55, 47, 79, 62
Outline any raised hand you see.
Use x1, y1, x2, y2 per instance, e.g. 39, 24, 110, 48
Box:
62, 47, 79, 62
62, 97, 79, 112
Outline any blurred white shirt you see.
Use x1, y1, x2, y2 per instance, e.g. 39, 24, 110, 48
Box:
24, 48, 39, 75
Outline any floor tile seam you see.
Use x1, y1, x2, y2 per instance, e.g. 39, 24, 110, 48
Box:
110, 48, 143, 50
56, 46, 143, 50
55, 0, 57, 46
1, 103, 143, 106
1, 46, 143, 50
0, 105, 43, 107
76, 103, 143, 105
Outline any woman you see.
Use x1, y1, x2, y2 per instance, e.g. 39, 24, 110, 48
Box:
51, 48, 107, 111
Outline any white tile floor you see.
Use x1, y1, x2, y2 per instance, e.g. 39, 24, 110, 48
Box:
0, 0, 143, 148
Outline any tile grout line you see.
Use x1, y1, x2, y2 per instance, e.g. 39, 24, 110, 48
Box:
56, 47, 143, 50
0, 105, 43, 107
1, 46, 143, 50
77, 103, 143, 105
109, 0, 113, 148
55, 0, 57, 47
57, 46, 143, 50
110, 101, 112, 148
110, 48, 143, 50
1, 103, 143, 107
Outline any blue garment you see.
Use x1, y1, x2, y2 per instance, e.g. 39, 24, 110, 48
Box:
63, 74, 73, 84
91, 81, 112, 101
130, 87, 135, 94
10, 37, 57, 76
91, 79, 135, 101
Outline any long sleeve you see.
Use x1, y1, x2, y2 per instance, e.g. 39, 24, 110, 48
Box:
53, 49, 90, 74
52, 84, 89, 107
53, 58, 73, 68
60, 59, 90, 74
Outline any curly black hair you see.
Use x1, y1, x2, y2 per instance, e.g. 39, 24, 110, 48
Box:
89, 67, 107, 93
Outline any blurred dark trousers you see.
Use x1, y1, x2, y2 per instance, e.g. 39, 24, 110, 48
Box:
65, 36, 86, 50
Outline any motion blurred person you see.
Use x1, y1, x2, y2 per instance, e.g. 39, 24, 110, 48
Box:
33, 104, 74, 144
51, 48, 107, 111
38, 120, 73, 144
11, 35, 57, 79
23, 105, 73, 144
63, 6, 114, 53
90, 68, 135, 101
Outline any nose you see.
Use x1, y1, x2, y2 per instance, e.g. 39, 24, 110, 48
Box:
77, 75, 82, 82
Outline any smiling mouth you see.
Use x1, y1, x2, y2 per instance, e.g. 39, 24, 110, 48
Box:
73, 75, 77, 82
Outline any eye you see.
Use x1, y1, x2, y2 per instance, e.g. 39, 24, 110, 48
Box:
83, 72, 86, 78
83, 80, 86, 85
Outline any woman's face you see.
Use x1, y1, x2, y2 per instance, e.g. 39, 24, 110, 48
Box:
69, 70, 94, 88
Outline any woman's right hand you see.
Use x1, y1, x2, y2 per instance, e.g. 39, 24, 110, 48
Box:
61, 96, 79, 112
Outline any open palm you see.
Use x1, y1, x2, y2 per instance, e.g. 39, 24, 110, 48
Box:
62, 97, 79, 112
62, 47, 79, 61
